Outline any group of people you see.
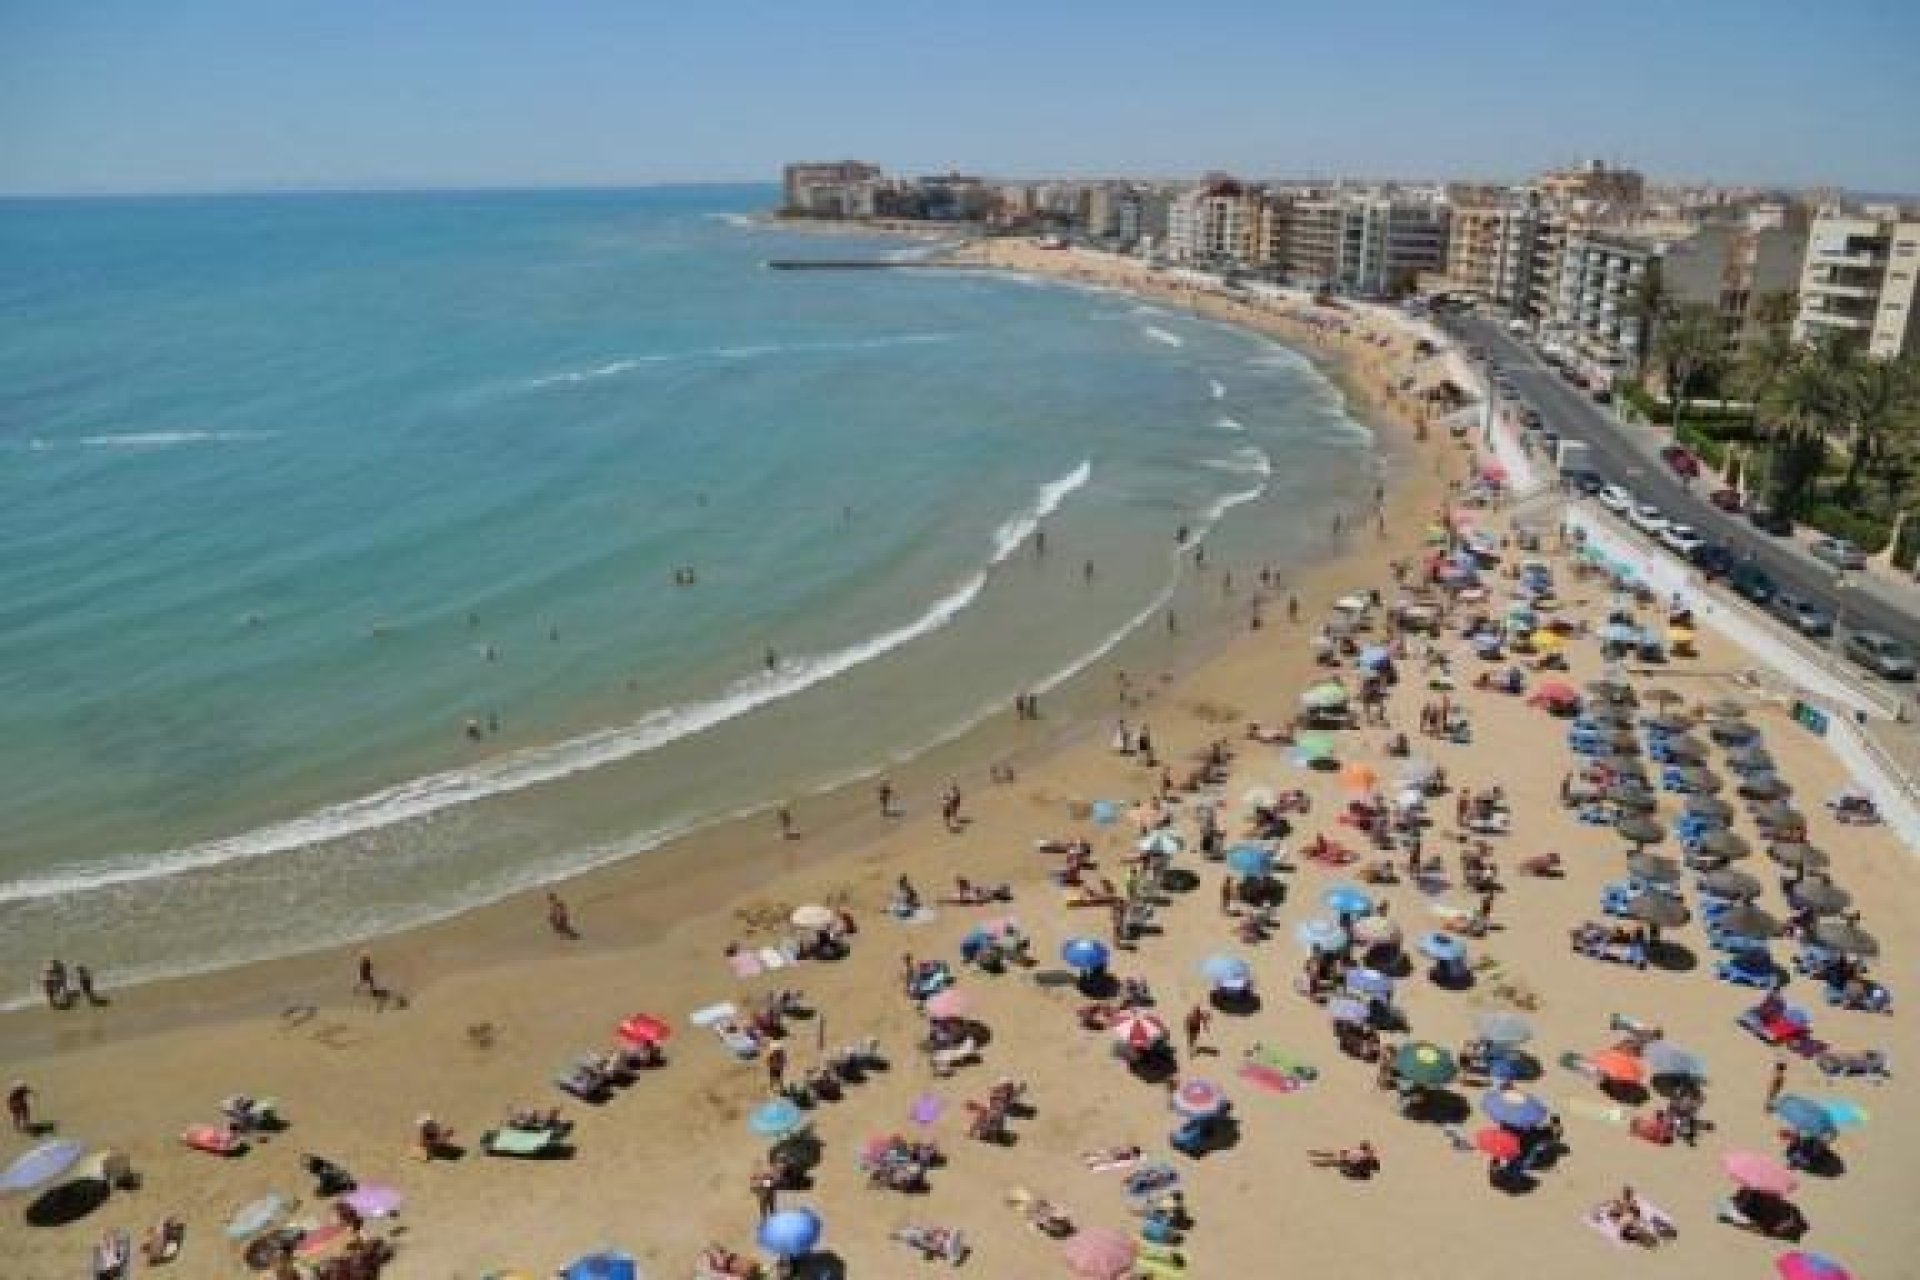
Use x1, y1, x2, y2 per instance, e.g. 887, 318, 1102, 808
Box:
38, 957, 103, 1010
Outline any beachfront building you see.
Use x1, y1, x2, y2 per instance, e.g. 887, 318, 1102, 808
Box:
1659, 221, 1808, 354
1550, 231, 1657, 375
1794, 210, 1920, 358
1167, 178, 1263, 267
781, 161, 883, 218
1445, 189, 1549, 313
1085, 184, 1173, 250
1538, 160, 1645, 219
1267, 191, 1450, 296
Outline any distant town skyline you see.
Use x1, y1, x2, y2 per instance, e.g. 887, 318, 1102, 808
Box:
2, 0, 1917, 197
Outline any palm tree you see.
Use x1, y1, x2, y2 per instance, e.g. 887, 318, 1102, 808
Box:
1840, 351, 1920, 501
1760, 338, 1848, 514
1629, 266, 1672, 368
1652, 302, 1727, 437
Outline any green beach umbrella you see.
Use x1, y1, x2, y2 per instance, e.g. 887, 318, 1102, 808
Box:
1394, 1041, 1458, 1087
1301, 682, 1349, 710
1293, 732, 1336, 764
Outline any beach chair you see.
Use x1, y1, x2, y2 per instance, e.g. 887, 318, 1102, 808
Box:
1816, 1048, 1890, 1080
1824, 979, 1892, 1012
1715, 950, 1778, 989
553, 1061, 610, 1102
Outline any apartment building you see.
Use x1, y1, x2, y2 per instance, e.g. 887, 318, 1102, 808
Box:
781, 161, 883, 217
1552, 232, 1656, 371
1795, 212, 1920, 359
1167, 179, 1262, 265
1538, 161, 1645, 217
1445, 191, 1547, 312
1269, 192, 1449, 295
1659, 222, 1807, 352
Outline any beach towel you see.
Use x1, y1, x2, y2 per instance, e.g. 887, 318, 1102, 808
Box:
1081, 1151, 1141, 1173
727, 951, 763, 978
1562, 1096, 1628, 1126
757, 946, 791, 971
1237, 1063, 1304, 1094
689, 1002, 737, 1028
483, 1127, 553, 1157
910, 1093, 945, 1126
1243, 1045, 1318, 1080
1584, 1200, 1675, 1248
180, 1125, 244, 1156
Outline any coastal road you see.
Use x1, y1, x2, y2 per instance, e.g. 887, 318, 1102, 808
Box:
1447, 315, 1920, 671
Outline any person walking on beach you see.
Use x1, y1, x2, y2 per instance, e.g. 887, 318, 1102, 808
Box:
546, 892, 577, 940
1765, 1060, 1787, 1112
941, 782, 964, 832
1287, 594, 1300, 624
752, 1165, 779, 1220
354, 952, 378, 998
39, 959, 66, 1010
766, 1043, 788, 1095
878, 779, 895, 818
74, 964, 100, 1006
1184, 1005, 1212, 1055
8, 1081, 35, 1133
776, 804, 796, 839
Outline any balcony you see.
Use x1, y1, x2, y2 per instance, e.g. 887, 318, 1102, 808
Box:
1803, 310, 1871, 331
1815, 247, 1888, 269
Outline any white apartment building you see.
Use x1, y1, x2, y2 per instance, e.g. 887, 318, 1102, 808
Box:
1795, 212, 1920, 359
1167, 179, 1261, 265
1446, 193, 1546, 312
1552, 232, 1656, 371
1274, 192, 1450, 295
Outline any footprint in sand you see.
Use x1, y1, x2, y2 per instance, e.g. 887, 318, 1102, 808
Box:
310, 1023, 365, 1050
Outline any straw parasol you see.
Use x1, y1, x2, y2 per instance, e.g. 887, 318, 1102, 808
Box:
1615, 815, 1667, 847
1812, 919, 1879, 958
1697, 868, 1762, 900
1790, 881, 1852, 916
1693, 828, 1749, 858
1714, 902, 1781, 939
1623, 894, 1689, 928
1626, 853, 1680, 883
1768, 842, 1829, 871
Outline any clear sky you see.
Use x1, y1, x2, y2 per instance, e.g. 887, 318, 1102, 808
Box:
2, 0, 1916, 196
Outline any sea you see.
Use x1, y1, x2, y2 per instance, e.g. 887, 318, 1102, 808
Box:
0, 185, 1384, 1002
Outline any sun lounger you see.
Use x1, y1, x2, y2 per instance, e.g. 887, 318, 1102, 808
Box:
179, 1125, 246, 1157
712, 1020, 762, 1059
481, 1126, 559, 1157
690, 1001, 737, 1028
890, 1225, 969, 1264
1816, 1048, 1890, 1080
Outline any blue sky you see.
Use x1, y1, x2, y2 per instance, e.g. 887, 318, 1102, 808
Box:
2, 0, 1916, 195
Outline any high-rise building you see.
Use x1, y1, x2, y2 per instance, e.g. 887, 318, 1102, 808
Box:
1659, 222, 1807, 353
1166, 178, 1263, 265
1445, 191, 1547, 312
1272, 192, 1449, 295
1795, 212, 1920, 359
781, 161, 883, 216
1552, 232, 1657, 371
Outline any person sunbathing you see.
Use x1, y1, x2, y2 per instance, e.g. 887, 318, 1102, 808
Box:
1307, 1140, 1379, 1177
140, 1217, 184, 1266
698, 1244, 760, 1279
1079, 1143, 1142, 1168
1598, 1186, 1661, 1246
414, 1114, 453, 1161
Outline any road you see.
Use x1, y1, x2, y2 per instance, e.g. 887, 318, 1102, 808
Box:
1445, 315, 1920, 670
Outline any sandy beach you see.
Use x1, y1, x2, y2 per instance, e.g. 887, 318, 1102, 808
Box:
4, 246, 1914, 1280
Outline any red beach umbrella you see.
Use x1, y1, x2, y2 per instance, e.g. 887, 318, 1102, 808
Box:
1473, 1127, 1522, 1160
616, 1013, 671, 1046
1587, 1048, 1646, 1084
1109, 1011, 1169, 1050
924, 988, 973, 1021
1062, 1227, 1137, 1279
1721, 1150, 1798, 1196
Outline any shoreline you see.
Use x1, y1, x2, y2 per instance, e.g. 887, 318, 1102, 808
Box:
2, 251, 1445, 1050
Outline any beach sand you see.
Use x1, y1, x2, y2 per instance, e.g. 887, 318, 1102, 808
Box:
4, 249, 1914, 1280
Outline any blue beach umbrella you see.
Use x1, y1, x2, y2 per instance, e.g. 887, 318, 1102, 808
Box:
757, 1207, 823, 1258
1359, 645, 1392, 669
1326, 996, 1370, 1025
1418, 931, 1466, 962
1603, 622, 1639, 646
1774, 1095, 1839, 1140
1295, 918, 1348, 953
1089, 800, 1119, 825
1482, 1087, 1549, 1131
1138, 829, 1183, 857
0, 1139, 86, 1193
1322, 885, 1372, 917
561, 1251, 638, 1280
1345, 967, 1394, 1000
1062, 937, 1110, 972
1475, 1011, 1534, 1047
1200, 954, 1252, 990
748, 1098, 806, 1139
1645, 1042, 1706, 1080
1819, 1098, 1869, 1131
1226, 845, 1272, 877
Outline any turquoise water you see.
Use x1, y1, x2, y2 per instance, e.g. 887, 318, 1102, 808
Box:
0, 187, 1379, 997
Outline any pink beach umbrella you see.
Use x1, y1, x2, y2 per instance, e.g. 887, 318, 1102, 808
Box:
1777, 1253, 1851, 1280
1109, 1011, 1169, 1050
1062, 1227, 1137, 1279
1720, 1150, 1798, 1197
339, 1184, 403, 1218
1170, 1078, 1228, 1119
924, 988, 973, 1021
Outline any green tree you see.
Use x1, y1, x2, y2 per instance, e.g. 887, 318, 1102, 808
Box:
1628, 265, 1671, 367
1652, 302, 1727, 437
1759, 338, 1848, 513
1840, 351, 1919, 501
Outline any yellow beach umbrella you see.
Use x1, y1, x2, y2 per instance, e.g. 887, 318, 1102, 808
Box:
1530, 629, 1566, 652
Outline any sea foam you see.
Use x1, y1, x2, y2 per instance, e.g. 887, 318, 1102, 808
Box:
990, 460, 1092, 563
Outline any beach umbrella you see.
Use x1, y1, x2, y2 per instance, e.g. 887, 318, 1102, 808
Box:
1301, 682, 1349, 710
1062, 937, 1110, 971
1338, 761, 1379, 792
1664, 735, 1710, 763
1473, 1127, 1522, 1160
1295, 918, 1348, 953
1644, 1042, 1706, 1080
1089, 800, 1119, 825
1481, 1087, 1548, 1130
1623, 894, 1689, 928
1642, 714, 1693, 735
1714, 903, 1781, 939
1293, 733, 1336, 765
339, 1185, 403, 1219
1768, 842, 1828, 871
1359, 644, 1393, 669
757, 1207, 822, 1259
924, 988, 972, 1021
1730, 746, 1775, 770
1416, 931, 1465, 962
1399, 757, 1438, 785
1586, 677, 1632, 701
789, 903, 836, 931
1773, 1096, 1838, 1140
1609, 787, 1658, 813
1644, 688, 1686, 708
1530, 629, 1565, 653
1819, 1098, 1870, 1132
1062, 1227, 1137, 1280
561, 1252, 638, 1280
1226, 845, 1272, 877
1712, 721, 1762, 746
1616, 815, 1666, 847
1626, 853, 1681, 884
1533, 679, 1578, 705
1137, 829, 1183, 857
1586, 1048, 1647, 1085
1601, 622, 1640, 647
1394, 1041, 1458, 1087
1326, 996, 1370, 1025
1200, 954, 1252, 990
1603, 728, 1641, 750
748, 1098, 806, 1140
1345, 967, 1395, 1000
1351, 915, 1401, 946
0, 1139, 87, 1194
1676, 767, 1723, 793
1777, 1254, 1851, 1280
1693, 828, 1748, 858
1322, 884, 1372, 916
1110, 1011, 1170, 1051
1475, 1011, 1533, 1046
1790, 881, 1851, 916
616, 1013, 672, 1046
225, 1192, 291, 1240
1744, 776, 1791, 799
1169, 1078, 1229, 1120
1706, 698, 1748, 719
1721, 1151, 1798, 1196
1813, 920, 1879, 958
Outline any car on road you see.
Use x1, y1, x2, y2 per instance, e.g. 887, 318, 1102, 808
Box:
1810, 536, 1867, 570
1661, 445, 1702, 479
1766, 591, 1834, 638
1597, 484, 1634, 514
1566, 470, 1604, 497
1842, 630, 1917, 681
1688, 543, 1736, 578
1591, 386, 1613, 404
1728, 561, 1776, 605
1708, 488, 1744, 514
1747, 505, 1794, 536
1658, 523, 1705, 557
1629, 503, 1669, 535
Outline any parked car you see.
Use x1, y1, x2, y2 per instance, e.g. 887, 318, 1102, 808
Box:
1729, 561, 1777, 605
1688, 543, 1736, 578
1591, 386, 1614, 404
1629, 503, 1669, 535
1748, 506, 1794, 536
1810, 536, 1867, 570
1597, 484, 1635, 514
1660, 445, 1702, 479
1767, 591, 1834, 638
1658, 523, 1705, 556
1566, 470, 1605, 497
1708, 488, 1744, 514
1842, 630, 1917, 681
